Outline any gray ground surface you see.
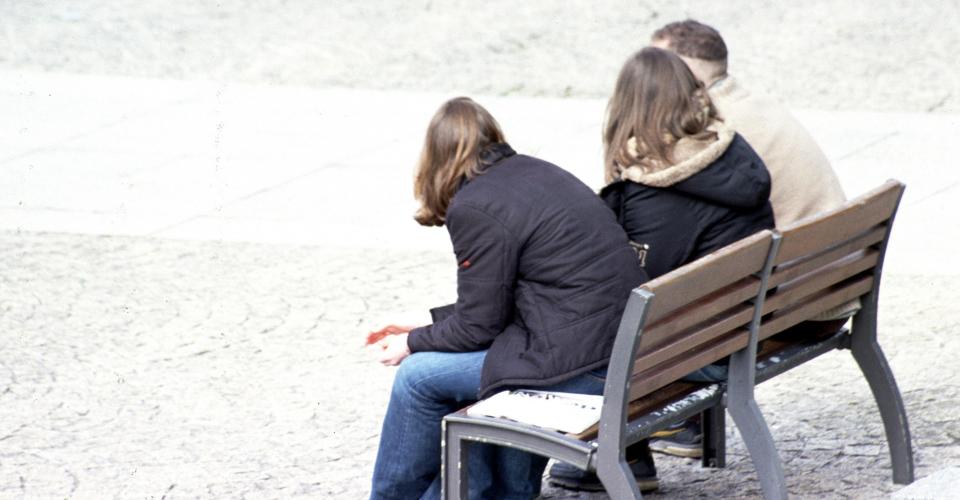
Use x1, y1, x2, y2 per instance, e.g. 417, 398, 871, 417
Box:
3, 2, 960, 499
2, 0, 959, 113
2, 231, 958, 498
0, 231, 451, 498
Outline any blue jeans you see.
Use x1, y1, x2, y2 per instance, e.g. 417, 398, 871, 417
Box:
370, 350, 606, 500
682, 363, 729, 383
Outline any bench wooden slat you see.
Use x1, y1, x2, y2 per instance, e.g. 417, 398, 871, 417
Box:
763, 250, 879, 314
629, 329, 749, 401
756, 335, 793, 359
623, 231, 773, 406
642, 232, 772, 324
767, 226, 885, 288
759, 275, 874, 340
634, 304, 754, 377
572, 381, 706, 441
641, 278, 760, 347
775, 180, 904, 264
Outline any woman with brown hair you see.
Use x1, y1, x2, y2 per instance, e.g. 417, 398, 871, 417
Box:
368, 97, 645, 499
547, 47, 775, 493
600, 46, 773, 278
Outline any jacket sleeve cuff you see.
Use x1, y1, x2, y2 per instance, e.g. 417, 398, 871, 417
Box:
429, 304, 456, 323
406, 325, 431, 353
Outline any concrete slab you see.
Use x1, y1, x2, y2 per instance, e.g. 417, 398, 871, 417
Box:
2, 70, 958, 275
1, 71, 205, 162
891, 467, 960, 499
796, 110, 960, 276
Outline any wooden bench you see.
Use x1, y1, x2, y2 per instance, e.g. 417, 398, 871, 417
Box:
440, 180, 912, 499
701, 179, 914, 485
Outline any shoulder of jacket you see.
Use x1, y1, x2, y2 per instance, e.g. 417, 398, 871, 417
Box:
714, 133, 757, 161
447, 194, 512, 229
599, 179, 625, 196
621, 181, 666, 203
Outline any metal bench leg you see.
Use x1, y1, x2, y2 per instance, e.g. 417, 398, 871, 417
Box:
702, 401, 727, 468
441, 420, 469, 500
726, 395, 788, 500
596, 456, 643, 500
850, 335, 914, 484
728, 346, 787, 500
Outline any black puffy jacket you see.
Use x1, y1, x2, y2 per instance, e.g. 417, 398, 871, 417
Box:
600, 134, 775, 279
407, 144, 647, 398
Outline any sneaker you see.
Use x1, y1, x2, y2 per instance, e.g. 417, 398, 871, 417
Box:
547, 444, 658, 493
650, 420, 687, 439
650, 420, 702, 458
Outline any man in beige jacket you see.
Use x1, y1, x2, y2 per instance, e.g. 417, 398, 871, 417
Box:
651, 19, 847, 227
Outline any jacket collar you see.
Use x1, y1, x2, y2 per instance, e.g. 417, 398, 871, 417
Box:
617, 121, 734, 187
479, 142, 516, 169
457, 143, 516, 191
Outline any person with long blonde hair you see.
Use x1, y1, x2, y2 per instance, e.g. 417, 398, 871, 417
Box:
368, 97, 645, 499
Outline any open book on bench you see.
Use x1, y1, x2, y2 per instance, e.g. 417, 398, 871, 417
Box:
466, 390, 603, 434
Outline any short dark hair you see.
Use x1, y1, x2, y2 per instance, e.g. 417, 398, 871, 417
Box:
652, 19, 727, 63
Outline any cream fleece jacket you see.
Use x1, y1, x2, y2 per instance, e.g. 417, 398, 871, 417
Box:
710, 76, 858, 320
709, 76, 847, 227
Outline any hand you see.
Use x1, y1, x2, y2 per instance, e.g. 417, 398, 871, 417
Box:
376, 333, 411, 366
364, 324, 417, 347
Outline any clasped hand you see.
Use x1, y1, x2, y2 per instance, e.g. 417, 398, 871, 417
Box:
364, 324, 416, 366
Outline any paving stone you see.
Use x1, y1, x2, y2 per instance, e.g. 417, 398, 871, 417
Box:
1, 229, 958, 498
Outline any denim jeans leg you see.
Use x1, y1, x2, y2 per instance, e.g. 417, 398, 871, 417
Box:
372, 354, 612, 500
419, 442, 546, 500
544, 367, 608, 395
468, 367, 609, 499
370, 351, 487, 500
481, 368, 608, 498
682, 363, 729, 383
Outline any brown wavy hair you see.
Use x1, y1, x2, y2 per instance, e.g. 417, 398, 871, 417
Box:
413, 97, 506, 226
603, 47, 718, 183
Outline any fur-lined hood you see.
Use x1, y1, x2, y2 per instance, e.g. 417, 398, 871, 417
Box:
618, 120, 735, 187
607, 122, 770, 210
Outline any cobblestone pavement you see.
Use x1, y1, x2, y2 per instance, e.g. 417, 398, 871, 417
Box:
2, 229, 958, 499
0, 230, 452, 499
2, 0, 958, 113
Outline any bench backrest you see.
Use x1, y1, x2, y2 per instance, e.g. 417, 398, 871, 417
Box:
597, 229, 778, 446
759, 180, 906, 340
593, 180, 904, 456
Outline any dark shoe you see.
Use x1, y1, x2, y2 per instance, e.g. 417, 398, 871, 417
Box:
547, 456, 658, 493
650, 420, 702, 458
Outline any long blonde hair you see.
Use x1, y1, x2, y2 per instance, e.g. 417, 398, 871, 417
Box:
413, 97, 505, 226
603, 47, 718, 183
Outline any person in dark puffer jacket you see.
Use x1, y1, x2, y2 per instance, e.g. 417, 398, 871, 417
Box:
548, 47, 775, 493
368, 97, 646, 500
